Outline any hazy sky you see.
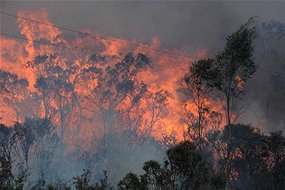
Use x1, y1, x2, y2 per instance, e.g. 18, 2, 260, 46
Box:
1, 1, 285, 55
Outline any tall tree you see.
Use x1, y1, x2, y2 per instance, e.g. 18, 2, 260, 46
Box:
212, 18, 257, 125
0, 70, 29, 122
81, 52, 169, 141
0, 124, 14, 189
183, 58, 221, 148
29, 53, 81, 140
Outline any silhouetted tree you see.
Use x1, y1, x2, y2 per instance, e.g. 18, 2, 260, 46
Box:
211, 18, 257, 125
166, 141, 210, 190
81, 52, 169, 141
118, 141, 226, 190
217, 124, 271, 189
183, 58, 221, 148
0, 124, 14, 189
29, 53, 80, 139
73, 169, 113, 190
117, 160, 172, 190
267, 131, 285, 189
140, 160, 172, 190
0, 69, 29, 121
117, 173, 141, 190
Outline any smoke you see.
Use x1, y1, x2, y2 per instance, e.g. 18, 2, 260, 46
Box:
242, 20, 285, 132
1, 1, 285, 52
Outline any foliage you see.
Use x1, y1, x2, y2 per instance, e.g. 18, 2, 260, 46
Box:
0, 118, 58, 189
117, 173, 141, 190
187, 18, 258, 125
183, 58, 221, 148
1, 119, 285, 190
73, 169, 114, 190
0, 124, 14, 188
118, 126, 285, 190
212, 18, 257, 124
166, 141, 210, 189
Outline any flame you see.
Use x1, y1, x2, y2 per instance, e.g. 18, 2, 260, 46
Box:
0, 9, 225, 143
235, 75, 245, 88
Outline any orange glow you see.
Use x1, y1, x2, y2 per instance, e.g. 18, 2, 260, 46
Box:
1, 9, 225, 142
235, 75, 245, 88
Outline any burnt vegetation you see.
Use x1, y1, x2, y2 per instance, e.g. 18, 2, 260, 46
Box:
1, 19, 285, 190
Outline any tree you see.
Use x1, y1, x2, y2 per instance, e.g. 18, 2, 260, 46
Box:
166, 141, 210, 190
24, 118, 59, 180
47, 180, 71, 190
0, 124, 14, 189
73, 169, 93, 190
267, 131, 285, 189
211, 18, 257, 125
4, 118, 59, 188
117, 160, 172, 190
183, 58, 221, 148
12, 121, 38, 170
29, 53, 81, 140
218, 124, 270, 189
81, 52, 169, 139
140, 160, 172, 190
14, 170, 28, 190
117, 173, 141, 190
0, 123, 29, 190
79, 52, 170, 173
118, 141, 225, 190
73, 169, 113, 190
0, 69, 29, 122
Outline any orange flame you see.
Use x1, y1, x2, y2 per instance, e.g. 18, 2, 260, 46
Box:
1, 9, 224, 142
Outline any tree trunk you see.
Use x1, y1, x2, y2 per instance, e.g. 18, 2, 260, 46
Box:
226, 95, 231, 125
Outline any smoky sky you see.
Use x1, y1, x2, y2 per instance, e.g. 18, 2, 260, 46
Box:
1, 1, 285, 55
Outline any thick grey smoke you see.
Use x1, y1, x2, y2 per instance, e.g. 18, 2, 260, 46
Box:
242, 20, 285, 132
1, 1, 285, 54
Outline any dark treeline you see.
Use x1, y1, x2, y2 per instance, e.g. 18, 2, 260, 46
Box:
117, 125, 285, 190
1, 121, 285, 190
1, 18, 285, 190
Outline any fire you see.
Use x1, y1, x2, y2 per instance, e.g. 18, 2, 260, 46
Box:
235, 75, 245, 88
0, 9, 224, 142
100, 37, 130, 56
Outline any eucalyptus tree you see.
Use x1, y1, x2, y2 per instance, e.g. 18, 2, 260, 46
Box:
0, 69, 29, 122
80, 52, 169, 141
183, 58, 221, 147
211, 18, 257, 125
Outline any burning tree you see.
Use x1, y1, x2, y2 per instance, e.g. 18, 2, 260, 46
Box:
77, 51, 170, 179
27, 53, 81, 140
0, 69, 30, 123
183, 59, 222, 148
182, 18, 258, 133
81, 52, 150, 136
